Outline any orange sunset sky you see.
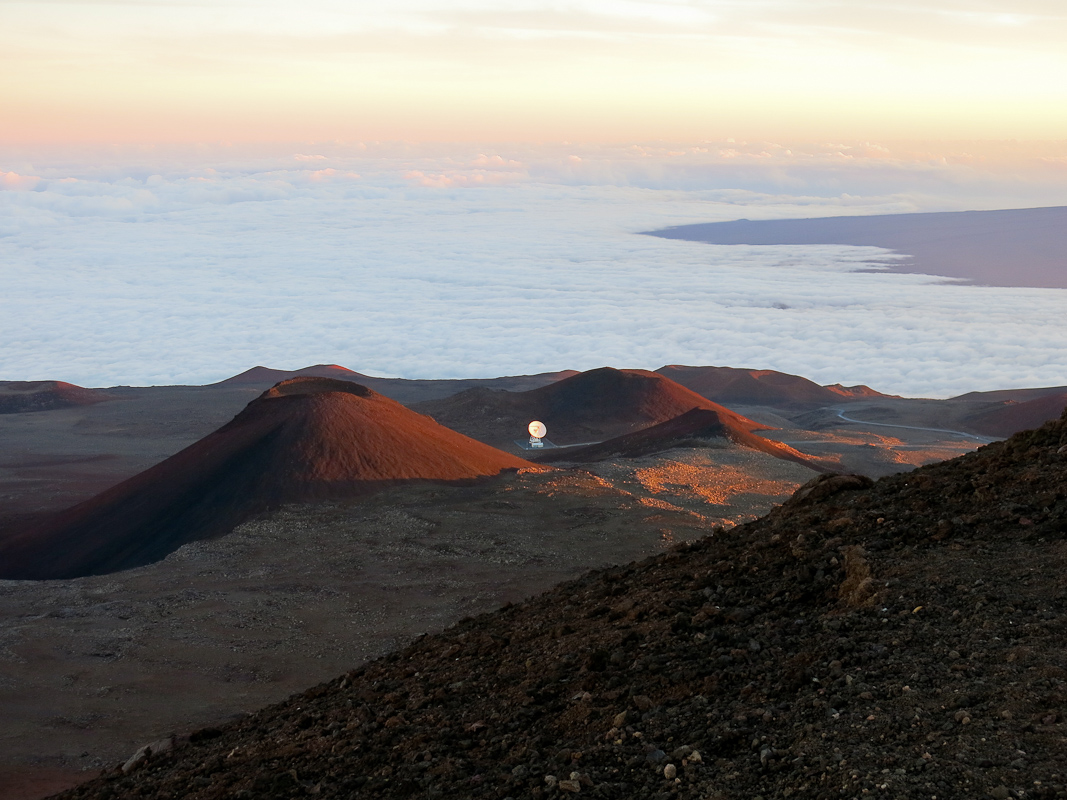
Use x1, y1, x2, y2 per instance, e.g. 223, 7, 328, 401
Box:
3, 0, 1066, 146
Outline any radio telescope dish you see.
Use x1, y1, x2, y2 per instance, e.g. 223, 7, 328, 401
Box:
528, 420, 547, 439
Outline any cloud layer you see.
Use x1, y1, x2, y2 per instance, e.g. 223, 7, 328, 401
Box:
1, 144, 1065, 398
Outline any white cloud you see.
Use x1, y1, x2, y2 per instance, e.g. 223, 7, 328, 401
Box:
403, 169, 526, 187
0, 171, 41, 190
470, 154, 523, 169
0, 143, 1065, 398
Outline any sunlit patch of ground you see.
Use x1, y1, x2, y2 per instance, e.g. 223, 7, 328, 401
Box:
574, 444, 819, 531
635, 460, 800, 505
767, 428, 908, 447
760, 426, 981, 478
881, 444, 980, 466
518, 469, 619, 498
637, 496, 703, 515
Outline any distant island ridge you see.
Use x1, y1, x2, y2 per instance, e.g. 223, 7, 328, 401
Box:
645, 205, 1067, 289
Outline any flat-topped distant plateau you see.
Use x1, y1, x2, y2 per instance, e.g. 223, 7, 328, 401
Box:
646, 205, 1067, 289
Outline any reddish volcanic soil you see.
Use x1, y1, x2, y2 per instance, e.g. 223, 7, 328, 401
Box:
0, 378, 533, 580
0, 381, 112, 414
535, 408, 832, 473
823, 384, 891, 400
0, 767, 89, 800
415, 367, 773, 449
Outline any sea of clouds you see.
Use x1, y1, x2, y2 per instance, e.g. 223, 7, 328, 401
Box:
1, 142, 1065, 397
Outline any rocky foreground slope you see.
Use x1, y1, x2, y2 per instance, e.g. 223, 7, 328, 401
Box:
56, 410, 1067, 800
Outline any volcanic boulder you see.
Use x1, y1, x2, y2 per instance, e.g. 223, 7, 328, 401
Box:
0, 378, 533, 579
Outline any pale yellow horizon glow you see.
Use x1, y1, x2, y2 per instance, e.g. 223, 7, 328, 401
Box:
2, 0, 1066, 145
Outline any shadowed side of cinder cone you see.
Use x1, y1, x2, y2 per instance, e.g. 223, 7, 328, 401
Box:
529, 367, 763, 431
0, 378, 534, 580
534, 407, 833, 471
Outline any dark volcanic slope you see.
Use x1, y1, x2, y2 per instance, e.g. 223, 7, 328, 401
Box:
655, 365, 880, 410
56, 413, 1067, 800
964, 393, 1067, 438
415, 367, 770, 447
953, 385, 1067, 404
536, 407, 831, 472
0, 381, 112, 414
646, 206, 1067, 289
0, 378, 532, 580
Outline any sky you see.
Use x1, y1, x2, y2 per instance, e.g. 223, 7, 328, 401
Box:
1, 2, 1065, 396
3, 0, 1067, 144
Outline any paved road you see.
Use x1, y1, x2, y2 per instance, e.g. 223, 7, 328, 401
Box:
833, 409, 1000, 444
514, 439, 601, 451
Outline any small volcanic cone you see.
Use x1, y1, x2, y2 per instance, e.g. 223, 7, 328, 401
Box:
211, 364, 371, 387
535, 407, 831, 471
416, 367, 770, 446
0, 378, 533, 580
0, 380, 112, 414
823, 383, 892, 400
